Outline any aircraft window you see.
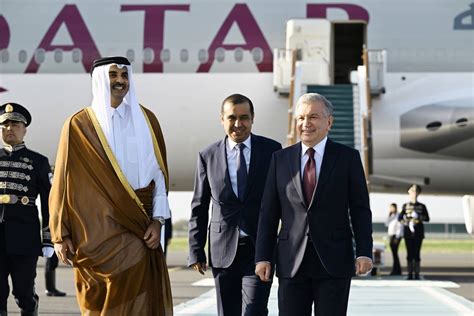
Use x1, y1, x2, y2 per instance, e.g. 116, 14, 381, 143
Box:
426, 121, 442, 131
34, 49, 46, 64
0, 50, 8, 63
143, 48, 154, 64
54, 49, 63, 63
126, 49, 135, 62
160, 49, 171, 63
215, 48, 225, 62
180, 49, 189, 63
198, 49, 208, 63
234, 48, 243, 62
455, 118, 468, 127
252, 48, 263, 64
18, 50, 27, 63
72, 48, 82, 63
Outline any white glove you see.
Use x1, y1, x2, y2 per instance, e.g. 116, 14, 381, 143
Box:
409, 221, 415, 234
42, 246, 54, 258
412, 211, 419, 219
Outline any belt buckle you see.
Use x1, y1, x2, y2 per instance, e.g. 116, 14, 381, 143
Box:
0, 195, 10, 204
21, 196, 29, 205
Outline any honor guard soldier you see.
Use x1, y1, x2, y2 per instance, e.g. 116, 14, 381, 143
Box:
399, 184, 430, 280
0, 103, 54, 316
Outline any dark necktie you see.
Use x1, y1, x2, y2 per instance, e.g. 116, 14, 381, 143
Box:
236, 143, 247, 201
303, 148, 316, 205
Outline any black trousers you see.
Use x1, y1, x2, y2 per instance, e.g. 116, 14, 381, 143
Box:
45, 253, 59, 272
278, 241, 351, 316
389, 235, 402, 274
405, 237, 423, 261
0, 249, 38, 313
212, 238, 272, 316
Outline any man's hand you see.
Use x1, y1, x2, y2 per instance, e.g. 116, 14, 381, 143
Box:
191, 262, 207, 275
54, 238, 75, 266
255, 262, 272, 282
144, 221, 162, 249
355, 257, 373, 276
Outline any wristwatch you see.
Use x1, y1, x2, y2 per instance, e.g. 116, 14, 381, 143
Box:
152, 216, 166, 225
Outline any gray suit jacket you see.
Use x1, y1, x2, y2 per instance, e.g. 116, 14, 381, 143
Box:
188, 134, 281, 268
255, 139, 373, 278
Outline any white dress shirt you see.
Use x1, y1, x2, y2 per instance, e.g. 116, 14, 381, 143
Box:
226, 136, 251, 237
386, 213, 404, 238
112, 102, 170, 219
300, 136, 327, 184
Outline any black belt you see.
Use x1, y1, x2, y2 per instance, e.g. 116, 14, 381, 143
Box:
0, 194, 36, 206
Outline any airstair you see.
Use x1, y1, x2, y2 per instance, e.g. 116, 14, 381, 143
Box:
273, 19, 387, 181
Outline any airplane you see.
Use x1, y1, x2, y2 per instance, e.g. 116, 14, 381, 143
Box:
0, 0, 473, 204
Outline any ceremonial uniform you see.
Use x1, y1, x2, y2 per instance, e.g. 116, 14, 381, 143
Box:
398, 185, 430, 279
0, 103, 53, 316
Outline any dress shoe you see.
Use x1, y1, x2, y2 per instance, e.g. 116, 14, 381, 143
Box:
45, 289, 66, 297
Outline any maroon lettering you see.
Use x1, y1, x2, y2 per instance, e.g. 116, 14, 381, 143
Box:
122, 5, 190, 73
0, 15, 10, 49
25, 5, 101, 73
197, 4, 272, 73
307, 3, 369, 22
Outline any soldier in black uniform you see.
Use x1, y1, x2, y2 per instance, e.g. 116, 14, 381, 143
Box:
0, 102, 54, 316
398, 184, 430, 280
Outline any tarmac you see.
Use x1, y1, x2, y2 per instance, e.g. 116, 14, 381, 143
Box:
4, 250, 474, 315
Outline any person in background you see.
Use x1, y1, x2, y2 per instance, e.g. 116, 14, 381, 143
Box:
399, 184, 430, 280
42, 166, 66, 297
0, 102, 54, 316
164, 215, 172, 257
385, 203, 403, 276
44, 253, 66, 296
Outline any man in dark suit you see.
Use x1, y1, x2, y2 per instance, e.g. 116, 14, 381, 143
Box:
255, 93, 373, 316
188, 94, 282, 316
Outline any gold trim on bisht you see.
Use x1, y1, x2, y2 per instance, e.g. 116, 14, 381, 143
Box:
140, 105, 169, 192
85, 107, 147, 215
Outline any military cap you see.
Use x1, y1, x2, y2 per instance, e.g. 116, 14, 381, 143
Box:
408, 184, 422, 193
0, 102, 31, 126
90, 56, 130, 75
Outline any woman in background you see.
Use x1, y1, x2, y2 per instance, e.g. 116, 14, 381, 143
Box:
385, 203, 403, 275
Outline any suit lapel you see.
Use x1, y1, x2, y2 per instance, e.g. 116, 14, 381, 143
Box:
313, 139, 339, 202
218, 137, 237, 200
288, 143, 305, 206
244, 134, 260, 200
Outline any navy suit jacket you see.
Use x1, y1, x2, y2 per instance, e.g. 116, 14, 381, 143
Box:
255, 139, 373, 278
188, 134, 281, 268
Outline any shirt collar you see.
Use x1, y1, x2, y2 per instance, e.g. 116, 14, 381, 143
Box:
301, 136, 328, 157
227, 135, 252, 151
112, 100, 128, 118
3, 142, 26, 153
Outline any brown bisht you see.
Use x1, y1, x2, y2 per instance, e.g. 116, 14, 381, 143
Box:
49, 106, 173, 315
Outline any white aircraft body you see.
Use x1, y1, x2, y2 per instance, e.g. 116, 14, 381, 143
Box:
0, 0, 473, 196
